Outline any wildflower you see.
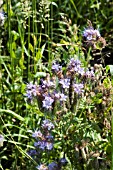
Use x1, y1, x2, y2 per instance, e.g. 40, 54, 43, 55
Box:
52, 63, 62, 73
34, 141, 46, 150
67, 58, 82, 74
59, 158, 68, 166
36, 164, 48, 170
0, 11, 5, 26
59, 78, 70, 89
54, 92, 60, 100
42, 119, 54, 131
48, 162, 58, 170
60, 93, 67, 101
73, 83, 84, 94
83, 27, 100, 41
32, 130, 43, 139
45, 134, 54, 141
25, 82, 37, 100
85, 69, 95, 78
0, 135, 4, 147
46, 142, 53, 150
77, 67, 85, 75
34, 140, 53, 151
41, 80, 55, 89
69, 58, 81, 67
42, 96, 54, 109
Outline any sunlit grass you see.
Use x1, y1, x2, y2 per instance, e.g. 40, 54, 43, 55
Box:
0, 0, 112, 169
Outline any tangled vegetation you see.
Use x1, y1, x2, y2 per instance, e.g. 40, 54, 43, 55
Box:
0, 0, 113, 170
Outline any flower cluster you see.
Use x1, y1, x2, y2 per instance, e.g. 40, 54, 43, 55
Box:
25, 82, 37, 101
36, 158, 68, 170
26, 59, 96, 110
32, 119, 54, 151
83, 27, 100, 41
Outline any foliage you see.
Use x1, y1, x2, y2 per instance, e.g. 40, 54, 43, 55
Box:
0, 0, 113, 170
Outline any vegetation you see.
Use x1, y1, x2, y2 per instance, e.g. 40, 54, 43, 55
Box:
0, 0, 113, 169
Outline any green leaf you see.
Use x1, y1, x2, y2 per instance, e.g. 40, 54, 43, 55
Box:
29, 43, 34, 53
0, 109, 24, 121
34, 72, 46, 78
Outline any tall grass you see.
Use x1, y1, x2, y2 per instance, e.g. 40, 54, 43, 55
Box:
0, 0, 113, 169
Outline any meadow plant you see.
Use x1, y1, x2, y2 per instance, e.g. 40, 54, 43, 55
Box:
0, 1, 112, 169
25, 56, 111, 169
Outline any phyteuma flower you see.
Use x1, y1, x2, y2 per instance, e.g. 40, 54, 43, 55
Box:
59, 78, 70, 89
52, 62, 62, 73
25, 82, 37, 100
42, 96, 54, 110
83, 27, 100, 41
73, 83, 84, 94
32, 130, 43, 139
42, 119, 54, 130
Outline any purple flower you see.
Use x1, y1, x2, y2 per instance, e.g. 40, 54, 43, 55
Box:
42, 119, 54, 131
25, 82, 37, 100
77, 67, 85, 75
34, 141, 46, 150
46, 142, 53, 150
83, 27, 100, 41
36, 164, 48, 170
48, 162, 58, 170
67, 59, 82, 74
34, 141, 53, 151
54, 92, 60, 99
85, 69, 95, 78
41, 80, 55, 89
42, 96, 54, 109
70, 58, 81, 66
73, 83, 84, 94
52, 63, 62, 73
60, 93, 67, 101
32, 130, 43, 139
59, 78, 70, 89
59, 158, 68, 166
45, 134, 54, 141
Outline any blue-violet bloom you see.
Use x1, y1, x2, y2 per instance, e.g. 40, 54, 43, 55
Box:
83, 27, 100, 41
59, 78, 70, 89
42, 119, 54, 131
42, 96, 54, 109
48, 162, 58, 170
52, 63, 62, 73
73, 83, 84, 94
